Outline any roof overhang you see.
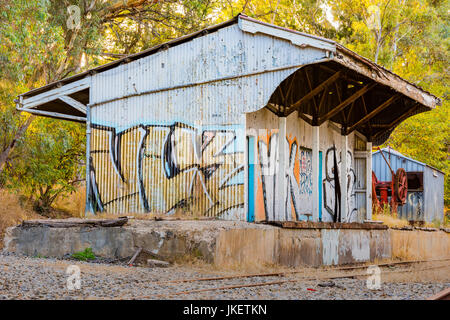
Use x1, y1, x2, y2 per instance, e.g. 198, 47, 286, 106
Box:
16, 14, 441, 144
16, 77, 89, 123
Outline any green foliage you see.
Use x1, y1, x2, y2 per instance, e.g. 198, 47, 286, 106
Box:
71, 247, 96, 261
2, 117, 85, 213
445, 210, 450, 227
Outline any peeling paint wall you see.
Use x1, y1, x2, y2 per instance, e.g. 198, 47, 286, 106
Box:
246, 108, 361, 223
322, 229, 340, 265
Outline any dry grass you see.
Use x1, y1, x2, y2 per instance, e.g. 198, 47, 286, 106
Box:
53, 186, 86, 218
0, 189, 43, 249
372, 213, 409, 228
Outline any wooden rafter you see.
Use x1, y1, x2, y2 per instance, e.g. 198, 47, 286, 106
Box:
318, 85, 329, 114
266, 103, 280, 115
304, 68, 319, 118
286, 69, 341, 116
278, 86, 286, 113
360, 95, 372, 137
346, 94, 401, 134
334, 82, 347, 124
319, 64, 362, 85
284, 72, 297, 107
59, 95, 87, 114
372, 103, 420, 139
298, 112, 313, 126
16, 106, 86, 122
318, 82, 377, 125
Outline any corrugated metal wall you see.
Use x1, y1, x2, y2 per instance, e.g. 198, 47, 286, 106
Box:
372, 150, 424, 181
87, 22, 331, 217
90, 123, 245, 218
423, 166, 445, 223
398, 191, 424, 221
372, 149, 444, 222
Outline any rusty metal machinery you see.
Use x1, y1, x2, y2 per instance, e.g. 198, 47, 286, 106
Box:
372, 147, 408, 215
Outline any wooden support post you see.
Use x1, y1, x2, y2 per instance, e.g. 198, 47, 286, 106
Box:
85, 75, 94, 216
277, 117, 287, 221
340, 134, 348, 222
366, 141, 373, 220
312, 125, 320, 222
85, 104, 94, 216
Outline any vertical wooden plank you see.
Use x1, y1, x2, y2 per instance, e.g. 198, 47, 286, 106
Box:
366, 141, 373, 220
85, 104, 92, 216
319, 150, 323, 222
312, 125, 319, 221
341, 134, 348, 221
277, 117, 287, 221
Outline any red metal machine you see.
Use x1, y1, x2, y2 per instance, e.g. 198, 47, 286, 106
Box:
372, 147, 408, 215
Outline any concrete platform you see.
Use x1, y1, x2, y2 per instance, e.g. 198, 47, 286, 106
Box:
3, 219, 450, 267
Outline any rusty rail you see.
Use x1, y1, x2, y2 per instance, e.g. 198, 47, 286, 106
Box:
153, 257, 450, 286
142, 259, 450, 298
427, 288, 450, 300
151, 263, 449, 298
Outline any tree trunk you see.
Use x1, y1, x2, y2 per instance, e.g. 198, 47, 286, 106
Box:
0, 115, 35, 173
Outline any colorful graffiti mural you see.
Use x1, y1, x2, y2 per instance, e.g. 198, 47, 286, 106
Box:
89, 122, 245, 219
322, 146, 357, 222
253, 131, 313, 221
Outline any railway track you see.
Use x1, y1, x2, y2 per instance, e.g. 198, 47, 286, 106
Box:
154, 257, 450, 285
144, 258, 450, 298
427, 288, 450, 300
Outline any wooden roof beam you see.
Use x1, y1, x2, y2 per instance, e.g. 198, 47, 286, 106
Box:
285, 70, 341, 116
346, 94, 401, 135
318, 82, 377, 125
266, 103, 281, 115
298, 112, 313, 126
59, 95, 87, 114
372, 103, 420, 140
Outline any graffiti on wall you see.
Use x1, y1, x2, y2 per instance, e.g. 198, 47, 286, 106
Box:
89, 122, 245, 219
322, 146, 357, 222
254, 131, 313, 221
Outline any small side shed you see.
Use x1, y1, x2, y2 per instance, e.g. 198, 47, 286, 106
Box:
372, 148, 444, 223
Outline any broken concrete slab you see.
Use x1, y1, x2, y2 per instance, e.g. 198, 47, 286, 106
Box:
3, 219, 450, 268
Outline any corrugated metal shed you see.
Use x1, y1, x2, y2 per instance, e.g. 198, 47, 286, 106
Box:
372, 147, 444, 223
15, 14, 442, 221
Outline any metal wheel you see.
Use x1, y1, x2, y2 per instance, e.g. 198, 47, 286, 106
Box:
394, 168, 408, 204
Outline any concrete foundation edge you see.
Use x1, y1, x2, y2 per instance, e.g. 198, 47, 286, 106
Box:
3, 221, 450, 268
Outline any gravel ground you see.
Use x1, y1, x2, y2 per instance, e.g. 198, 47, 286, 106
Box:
0, 252, 448, 300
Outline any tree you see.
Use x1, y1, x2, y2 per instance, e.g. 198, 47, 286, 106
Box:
2, 118, 85, 213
